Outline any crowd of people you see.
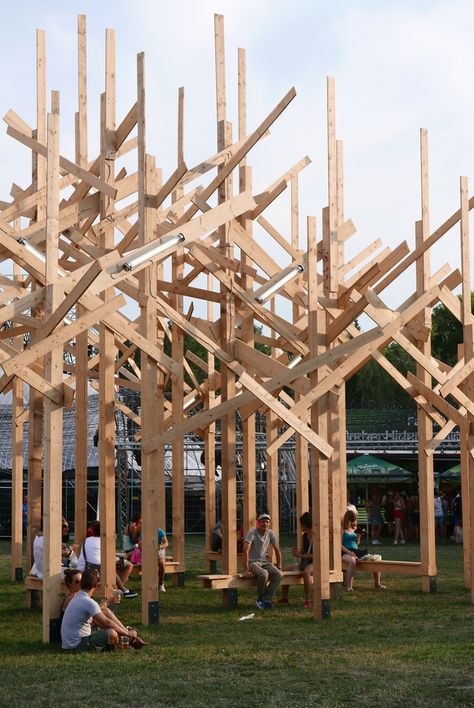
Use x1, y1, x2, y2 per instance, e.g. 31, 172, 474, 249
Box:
29, 513, 171, 653
27, 484, 463, 650
365, 487, 462, 544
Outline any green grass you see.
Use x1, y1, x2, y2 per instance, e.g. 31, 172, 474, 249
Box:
1, 537, 474, 707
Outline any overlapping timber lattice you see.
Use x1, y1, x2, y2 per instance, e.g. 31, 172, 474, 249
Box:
4, 13, 474, 638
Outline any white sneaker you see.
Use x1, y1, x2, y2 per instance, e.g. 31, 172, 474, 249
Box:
373, 540, 382, 545
400, 540, 405, 545
393, 540, 398, 545
159, 583, 166, 593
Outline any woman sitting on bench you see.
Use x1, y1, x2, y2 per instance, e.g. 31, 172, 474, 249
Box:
279, 512, 313, 609
342, 510, 385, 591
77, 521, 137, 599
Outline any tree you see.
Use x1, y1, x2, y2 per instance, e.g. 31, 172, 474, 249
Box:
431, 292, 474, 366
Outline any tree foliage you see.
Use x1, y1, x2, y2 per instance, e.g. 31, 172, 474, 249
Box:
347, 291, 474, 408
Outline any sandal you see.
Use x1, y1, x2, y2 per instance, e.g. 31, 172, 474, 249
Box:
130, 636, 150, 650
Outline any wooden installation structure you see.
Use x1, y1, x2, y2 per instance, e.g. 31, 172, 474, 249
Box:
4, 14, 474, 640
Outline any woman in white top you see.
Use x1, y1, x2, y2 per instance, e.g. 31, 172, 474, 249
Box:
77, 521, 137, 599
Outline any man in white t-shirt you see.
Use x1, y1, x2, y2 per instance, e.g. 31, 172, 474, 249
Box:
61, 569, 147, 652
242, 513, 283, 610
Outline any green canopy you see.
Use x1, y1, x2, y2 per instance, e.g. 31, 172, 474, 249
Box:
347, 454, 415, 482
440, 464, 460, 481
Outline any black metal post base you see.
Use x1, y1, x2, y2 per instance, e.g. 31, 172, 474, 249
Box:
50, 618, 61, 644
148, 600, 159, 625
223, 588, 238, 609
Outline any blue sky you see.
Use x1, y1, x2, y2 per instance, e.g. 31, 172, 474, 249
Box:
2, 0, 474, 313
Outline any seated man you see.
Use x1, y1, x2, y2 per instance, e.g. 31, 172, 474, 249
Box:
61, 569, 148, 652
242, 513, 283, 610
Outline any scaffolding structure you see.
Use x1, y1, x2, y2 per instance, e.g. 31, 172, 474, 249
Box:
3, 13, 474, 639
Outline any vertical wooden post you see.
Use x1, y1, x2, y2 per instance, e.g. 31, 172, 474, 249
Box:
325, 77, 341, 580
205, 276, 217, 569
74, 13, 89, 545
417, 129, 436, 592
171, 85, 186, 583
308, 215, 330, 619
292, 175, 309, 535
266, 300, 279, 537
330, 138, 345, 576
215, 14, 237, 575
27, 28, 46, 576
11, 260, 24, 582
459, 176, 474, 601
43, 92, 63, 642
137, 51, 160, 623
238, 46, 257, 537
98, 29, 116, 599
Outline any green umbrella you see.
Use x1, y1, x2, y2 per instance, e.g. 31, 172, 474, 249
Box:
347, 454, 414, 483
440, 464, 460, 481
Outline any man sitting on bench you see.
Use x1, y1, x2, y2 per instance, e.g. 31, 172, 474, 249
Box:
242, 513, 283, 610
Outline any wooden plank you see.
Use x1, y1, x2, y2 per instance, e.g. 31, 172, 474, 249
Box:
3, 294, 125, 376
6, 123, 117, 198
42, 103, 64, 642
266, 283, 444, 456
98, 29, 117, 602
38, 259, 102, 339
459, 175, 474, 596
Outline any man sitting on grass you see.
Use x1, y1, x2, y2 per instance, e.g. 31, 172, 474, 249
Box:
242, 513, 283, 610
61, 569, 148, 652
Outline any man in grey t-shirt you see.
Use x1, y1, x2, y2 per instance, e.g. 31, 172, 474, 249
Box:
242, 513, 283, 610
61, 569, 144, 652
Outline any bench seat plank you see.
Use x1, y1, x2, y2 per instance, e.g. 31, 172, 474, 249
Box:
343, 559, 423, 575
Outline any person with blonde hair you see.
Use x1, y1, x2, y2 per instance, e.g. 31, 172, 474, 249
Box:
342, 510, 385, 592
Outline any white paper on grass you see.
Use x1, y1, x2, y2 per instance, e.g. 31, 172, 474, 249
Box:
238, 613, 255, 621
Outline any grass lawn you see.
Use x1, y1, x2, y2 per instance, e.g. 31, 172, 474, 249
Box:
1, 536, 474, 707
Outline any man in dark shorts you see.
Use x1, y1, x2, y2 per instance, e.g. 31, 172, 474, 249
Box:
61, 569, 147, 652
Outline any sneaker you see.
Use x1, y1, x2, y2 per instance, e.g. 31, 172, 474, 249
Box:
393, 540, 398, 545
278, 598, 289, 605
303, 600, 312, 609
400, 540, 405, 545
256, 599, 266, 610
122, 589, 138, 599
372, 540, 382, 545
264, 601, 274, 609
159, 583, 166, 593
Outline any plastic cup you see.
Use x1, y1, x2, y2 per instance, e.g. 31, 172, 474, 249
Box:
120, 635, 130, 650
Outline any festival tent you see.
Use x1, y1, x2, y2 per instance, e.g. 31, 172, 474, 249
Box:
439, 464, 461, 482
347, 454, 415, 483
347, 454, 415, 532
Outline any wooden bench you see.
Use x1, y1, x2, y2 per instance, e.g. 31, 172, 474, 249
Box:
342, 558, 423, 576
130, 559, 186, 586
199, 569, 344, 608
205, 551, 243, 574
25, 575, 68, 609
